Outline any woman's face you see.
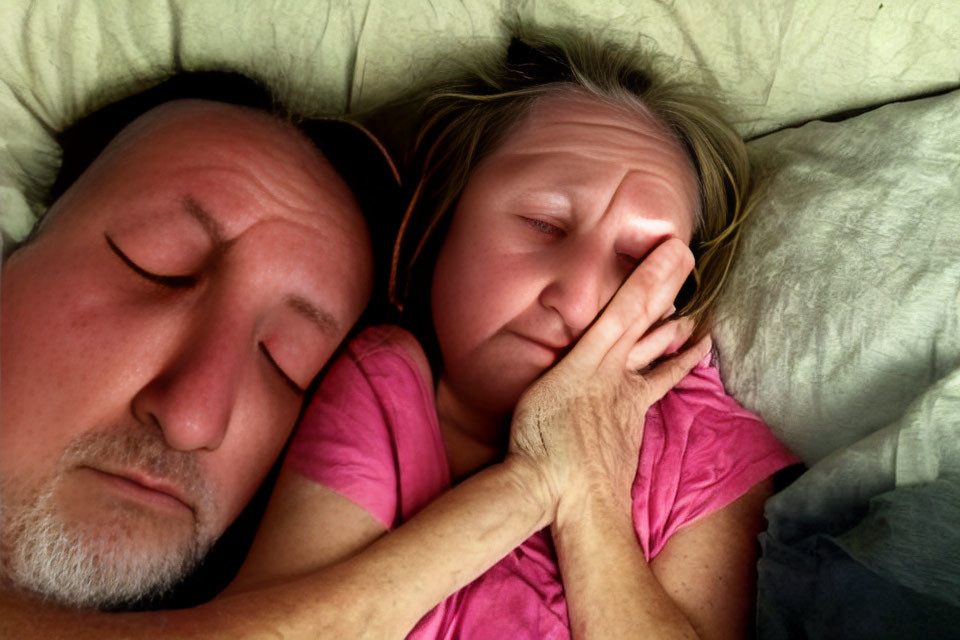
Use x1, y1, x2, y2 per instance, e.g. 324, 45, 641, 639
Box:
430, 91, 699, 417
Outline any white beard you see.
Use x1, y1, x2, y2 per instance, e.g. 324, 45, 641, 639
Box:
2, 478, 211, 609
0, 425, 217, 609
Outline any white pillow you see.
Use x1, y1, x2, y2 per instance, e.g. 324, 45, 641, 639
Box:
2, 0, 958, 244
715, 89, 960, 468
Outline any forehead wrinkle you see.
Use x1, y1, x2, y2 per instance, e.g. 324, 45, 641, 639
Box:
493, 91, 699, 235
179, 160, 357, 245
229, 121, 358, 228
537, 116, 676, 145
518, 94, 692, 170
159, 108, 353, 236
609, 167, 697, 238
240, 155, 359, 236
495, 123, 683, 167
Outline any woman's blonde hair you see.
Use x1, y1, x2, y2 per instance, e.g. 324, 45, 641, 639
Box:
391, 28, 759, 346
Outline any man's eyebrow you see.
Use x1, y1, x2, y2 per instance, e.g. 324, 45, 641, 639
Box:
287, 295, 341, 337
179, 196, 338, 336
181, 196, 227, 245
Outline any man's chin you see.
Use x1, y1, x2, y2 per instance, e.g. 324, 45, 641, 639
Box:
3, 491, 210, 609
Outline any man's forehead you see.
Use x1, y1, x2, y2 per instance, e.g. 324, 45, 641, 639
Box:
123, 99, 297, 147
97, 100, 364, 235
122, 101, 315, 175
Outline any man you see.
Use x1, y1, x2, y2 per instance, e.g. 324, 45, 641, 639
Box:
0, 75, 398, 611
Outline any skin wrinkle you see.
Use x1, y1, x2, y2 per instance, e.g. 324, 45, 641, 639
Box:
153, 191, 358, 341
508, 176, 687, 263
509, 91, 704, 228
124, 150, 364, 361
169, 165, 353, 242
97, 102, 355, 245
485, 99, 697, 245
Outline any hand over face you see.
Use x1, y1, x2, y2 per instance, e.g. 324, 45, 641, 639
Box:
508, 238, 712, 522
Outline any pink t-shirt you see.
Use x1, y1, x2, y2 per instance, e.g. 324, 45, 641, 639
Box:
286, 325, 797, 639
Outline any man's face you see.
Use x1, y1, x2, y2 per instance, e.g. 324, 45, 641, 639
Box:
0, 100, 373, 607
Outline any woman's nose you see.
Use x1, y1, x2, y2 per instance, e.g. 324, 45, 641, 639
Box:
537, 251, 612, 335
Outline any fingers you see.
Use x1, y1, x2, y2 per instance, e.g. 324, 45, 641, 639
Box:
637, 334, 713, 404
614, 239, 694, 350
566, 238, 694, 371
658, 305, 677, 322
625, 316, 695, 372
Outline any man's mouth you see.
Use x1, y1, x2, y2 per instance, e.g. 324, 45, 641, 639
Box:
80, 466, 195, 516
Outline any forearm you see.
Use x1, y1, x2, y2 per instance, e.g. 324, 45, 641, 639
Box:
289, 454, 553, 637
0, 456, 550, 640
552, 498, 698, 640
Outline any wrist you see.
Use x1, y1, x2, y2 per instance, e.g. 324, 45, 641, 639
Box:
500, 453, 559, 530
553, 486, 635, 547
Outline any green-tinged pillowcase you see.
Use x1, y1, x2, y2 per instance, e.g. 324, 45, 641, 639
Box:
715, 89, 960, 465
2, 0, 958, 245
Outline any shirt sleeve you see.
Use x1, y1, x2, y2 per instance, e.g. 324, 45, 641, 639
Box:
283, 331, 401, 529
634, 358, 800, 559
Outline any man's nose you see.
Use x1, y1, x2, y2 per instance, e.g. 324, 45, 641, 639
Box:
537, 250, 612, 335
130, 316, 245, 452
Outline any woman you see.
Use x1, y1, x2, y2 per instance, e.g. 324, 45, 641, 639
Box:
227, 31, 796, 639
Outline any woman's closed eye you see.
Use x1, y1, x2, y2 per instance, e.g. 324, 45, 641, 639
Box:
520, 216, 566, 238
519, 217, 644, 269
105, 234, 196, 288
